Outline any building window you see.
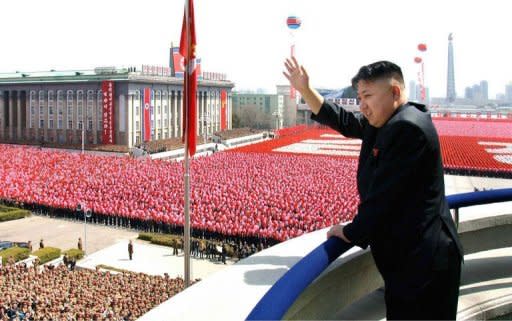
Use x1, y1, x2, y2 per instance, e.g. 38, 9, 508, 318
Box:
48, 91, 54, 116
87, 90, 94, 131
97, 91, 103, 131
49, 119, 54, 129
38, 91, 45, 129
77, 91, 83, 130
56, 91, 64, 129
67, 90, 73, 129
135, 121, 139, 130
29, 91, 36, 129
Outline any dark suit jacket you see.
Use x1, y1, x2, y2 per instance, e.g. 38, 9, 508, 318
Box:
311, 101, 464, 297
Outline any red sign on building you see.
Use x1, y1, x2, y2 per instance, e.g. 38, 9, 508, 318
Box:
102, 81, 115, 144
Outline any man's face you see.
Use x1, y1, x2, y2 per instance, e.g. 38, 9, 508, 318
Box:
357, 79, 398, 128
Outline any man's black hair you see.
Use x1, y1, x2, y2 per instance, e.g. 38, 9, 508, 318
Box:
351, 61, 404, 89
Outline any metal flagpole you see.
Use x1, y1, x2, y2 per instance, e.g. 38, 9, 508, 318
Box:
183, 0, 191, 288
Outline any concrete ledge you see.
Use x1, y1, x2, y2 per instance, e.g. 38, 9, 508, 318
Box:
285, 214, 512, 320
137, 211, 512, 321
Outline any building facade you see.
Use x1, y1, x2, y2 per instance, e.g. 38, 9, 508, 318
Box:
0, 67, 234, 148
232, 85, 297, 130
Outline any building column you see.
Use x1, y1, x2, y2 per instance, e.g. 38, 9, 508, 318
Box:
43, 91, 49, 142
206, 91, 211, 137
127, 94, 133, 148
0, 91, 5, 140
17, 91, 23, 140
92, 93, 98, 144
8, 91, 14, 140
228, 92, 232, 130
215, 91, 220, 132
25, 91, 31, 140
199, 91, 206, 135
177, 91, 182, 138
173, 91, 178, 137
167, 93, 172, 139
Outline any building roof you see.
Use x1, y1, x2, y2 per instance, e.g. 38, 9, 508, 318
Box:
0, 67, 234, 88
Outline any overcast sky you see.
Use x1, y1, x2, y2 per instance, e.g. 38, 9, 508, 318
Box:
1, 0, 511, 98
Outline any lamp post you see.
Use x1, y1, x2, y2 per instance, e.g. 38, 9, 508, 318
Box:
77, 204, 92, 255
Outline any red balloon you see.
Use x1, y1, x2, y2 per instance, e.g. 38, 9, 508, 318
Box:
414, 57, 422, 64
418, 43, 427, 52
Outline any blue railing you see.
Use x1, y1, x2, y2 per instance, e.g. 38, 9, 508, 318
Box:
246, 188, 512, 320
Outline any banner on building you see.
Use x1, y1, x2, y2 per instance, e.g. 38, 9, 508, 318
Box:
172, 47, 185, 78
143, 88, 152, 142
221, 90, 227, 130
101, 81, 115, 144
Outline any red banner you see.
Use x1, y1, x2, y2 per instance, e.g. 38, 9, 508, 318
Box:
172, 48, 184, 77
143, 88, 151, 142
221, 90, 227, 130
180, 0, 197, 157
102, 81, 115, 144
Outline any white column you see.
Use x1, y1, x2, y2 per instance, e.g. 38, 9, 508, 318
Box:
173, 91, 178, 137
200, 91, 206, 137
0, 91, 5, 140
215, 91, 220, 132
127, 94, 133, 148
167, 93, 172, 138
8, 91, 14, 139
228, 92, 232, 130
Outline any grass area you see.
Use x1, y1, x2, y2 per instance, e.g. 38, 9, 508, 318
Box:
0, 205, 31, 222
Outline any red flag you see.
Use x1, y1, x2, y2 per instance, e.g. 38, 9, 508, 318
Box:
143, 88, 151, 142
180, 0, 197, 157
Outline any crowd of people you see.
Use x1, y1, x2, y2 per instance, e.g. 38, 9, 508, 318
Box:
432, 118, 512, 139
0, 144, 359, 242
0, 119, 510, 243
0, 262, 189, 321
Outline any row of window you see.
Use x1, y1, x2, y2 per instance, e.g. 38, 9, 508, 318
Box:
29, 90, 102, 130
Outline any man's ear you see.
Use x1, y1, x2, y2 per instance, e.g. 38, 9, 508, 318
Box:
391, 84, 401, 100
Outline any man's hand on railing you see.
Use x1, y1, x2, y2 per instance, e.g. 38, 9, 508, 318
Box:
326, 224, 351, 243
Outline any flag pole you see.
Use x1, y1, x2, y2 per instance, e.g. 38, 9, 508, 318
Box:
183, 0, 192, 288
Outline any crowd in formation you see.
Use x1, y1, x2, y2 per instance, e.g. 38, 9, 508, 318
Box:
1, 119, 511, 243
0, 144, 359, 241
0, 262, 188, 321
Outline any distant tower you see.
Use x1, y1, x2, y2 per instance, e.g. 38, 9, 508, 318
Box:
446, 33, 456, 103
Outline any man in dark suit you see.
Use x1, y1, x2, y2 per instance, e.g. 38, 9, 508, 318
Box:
284, 58, 464, 319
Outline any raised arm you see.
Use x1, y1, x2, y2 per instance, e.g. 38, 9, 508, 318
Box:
283, 57, 365, 139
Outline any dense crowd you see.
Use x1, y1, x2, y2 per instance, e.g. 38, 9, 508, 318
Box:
433, 119, 512, 139
1, 119, 510, 242
0, 144, 359, 241
0, 263, 188, 321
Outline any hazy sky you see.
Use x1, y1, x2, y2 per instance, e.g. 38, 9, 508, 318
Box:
1, 0, 511, 98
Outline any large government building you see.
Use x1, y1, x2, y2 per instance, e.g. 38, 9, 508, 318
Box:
0, 66, 234, 148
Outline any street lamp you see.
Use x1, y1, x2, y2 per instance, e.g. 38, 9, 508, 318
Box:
77, 204, 92, 256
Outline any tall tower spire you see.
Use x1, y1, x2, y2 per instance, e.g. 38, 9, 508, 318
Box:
446, 33, 456, 103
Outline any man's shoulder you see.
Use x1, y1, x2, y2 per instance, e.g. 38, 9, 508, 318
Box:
387, 103, 436, 135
